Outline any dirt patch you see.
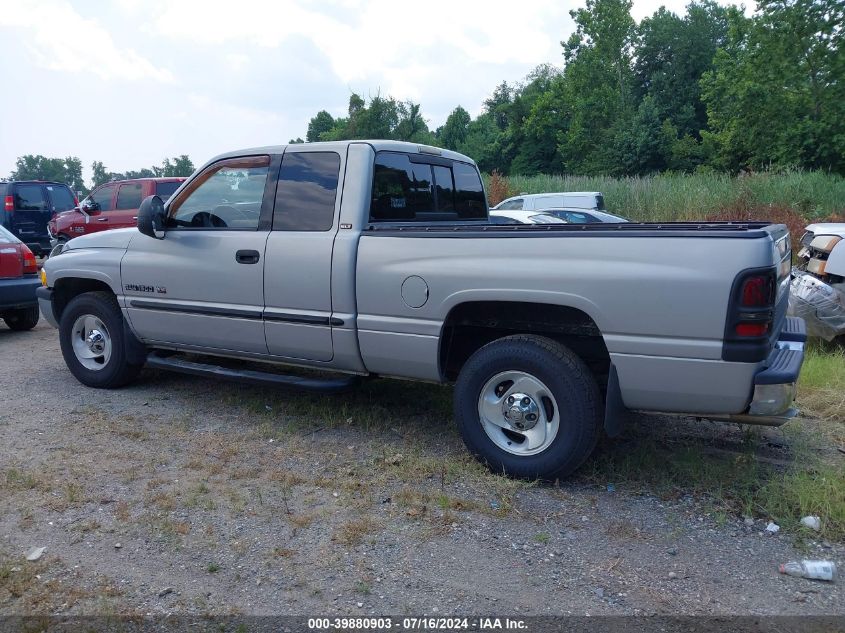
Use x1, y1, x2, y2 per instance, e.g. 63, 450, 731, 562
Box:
0, 322, 843, 616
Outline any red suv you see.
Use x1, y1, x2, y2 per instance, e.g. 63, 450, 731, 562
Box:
48, 178, 185, 245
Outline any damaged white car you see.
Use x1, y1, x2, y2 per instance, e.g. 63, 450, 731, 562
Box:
790, 223, 845, 340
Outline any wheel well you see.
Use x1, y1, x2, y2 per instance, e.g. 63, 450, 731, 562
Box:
53, 278, 114, 321
439, 301, 610, 384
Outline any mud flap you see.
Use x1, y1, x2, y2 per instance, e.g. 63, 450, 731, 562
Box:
123, 320, 148, 366
603, 364, 628, 438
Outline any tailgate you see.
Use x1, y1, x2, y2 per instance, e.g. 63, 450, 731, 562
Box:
769, 225, 792, 340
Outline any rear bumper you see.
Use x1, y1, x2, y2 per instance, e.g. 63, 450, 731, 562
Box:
36, 286, 59, 328
743, 317, 805, 420
0, 275, 41, 311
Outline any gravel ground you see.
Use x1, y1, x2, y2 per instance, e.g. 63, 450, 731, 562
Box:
0, 321, 842, 617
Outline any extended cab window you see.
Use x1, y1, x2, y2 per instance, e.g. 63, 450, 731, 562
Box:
168, 156, 269, 230
369, 152, 486, 222
273, 152, 340, 231
116, 183, 144, 210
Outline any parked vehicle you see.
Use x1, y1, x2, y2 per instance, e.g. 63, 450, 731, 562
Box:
542, 208, 629, 224
0, 225, 41, 330
489, 210, 566, 224
0, 180, 77, 255
47, 178, 185, 246
40, 141, 804, 480
492, 191, 605, 212
788, 223, 845, 340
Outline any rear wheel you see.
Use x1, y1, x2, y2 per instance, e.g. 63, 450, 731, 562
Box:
59, 291, 143, 388
3, 306, 40, 331
454, 335, 602, 480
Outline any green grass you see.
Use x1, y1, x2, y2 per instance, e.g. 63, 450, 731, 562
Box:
488, 170, 845, 221
585, 421, 845, 541
797, 342, 845, 426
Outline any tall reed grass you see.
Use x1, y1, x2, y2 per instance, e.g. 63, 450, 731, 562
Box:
485, 171, 845, 222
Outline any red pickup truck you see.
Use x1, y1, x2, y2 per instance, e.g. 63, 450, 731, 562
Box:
48, 178, 185, 245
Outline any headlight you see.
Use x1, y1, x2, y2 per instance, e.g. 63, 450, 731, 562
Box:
48, 243, 67, 259
809, 235, 841, 254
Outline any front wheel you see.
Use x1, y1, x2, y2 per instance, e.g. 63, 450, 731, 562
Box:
59, 291, 142, 388
3, 306, 40, 331
454, 335, 602, 480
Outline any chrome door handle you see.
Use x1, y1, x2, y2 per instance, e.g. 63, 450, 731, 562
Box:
96, 217, 108, 222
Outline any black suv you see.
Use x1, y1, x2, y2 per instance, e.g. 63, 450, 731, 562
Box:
0, 180, 77, 256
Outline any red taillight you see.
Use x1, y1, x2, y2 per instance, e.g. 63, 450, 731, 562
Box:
735, 322, 769, 337
22, 245, 37, 274
4, 195, 13, 212
741, 275, 774, 307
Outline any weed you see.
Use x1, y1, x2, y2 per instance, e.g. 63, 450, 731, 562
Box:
333, 517, 380, 546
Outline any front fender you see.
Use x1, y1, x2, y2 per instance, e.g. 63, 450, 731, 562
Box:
43, 248, 124, 296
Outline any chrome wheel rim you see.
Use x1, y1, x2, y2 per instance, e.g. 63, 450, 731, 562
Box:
71, 314, 112, 371
477, 370, 560, 456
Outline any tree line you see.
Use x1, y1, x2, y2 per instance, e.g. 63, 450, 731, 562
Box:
295, 0, 844, 176
6, 155, 195, 194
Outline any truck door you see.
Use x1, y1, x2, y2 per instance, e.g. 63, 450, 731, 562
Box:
122, 155, 273, 355
263, 149, 343, 362
81, 184, 119, 235
112, 181, 146, 229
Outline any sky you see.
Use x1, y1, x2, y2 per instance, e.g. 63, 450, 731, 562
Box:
0, 0, 747, 185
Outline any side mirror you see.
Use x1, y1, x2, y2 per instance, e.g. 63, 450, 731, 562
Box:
137, 195, 166, 239
80, 199, 100, 215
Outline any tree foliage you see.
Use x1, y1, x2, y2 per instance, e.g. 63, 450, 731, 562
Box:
292, 0, 843, 177
89, 155, 196, 187
10, 155, 87, 193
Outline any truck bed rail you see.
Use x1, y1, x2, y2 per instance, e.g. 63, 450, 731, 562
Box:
364, 221, 777, 239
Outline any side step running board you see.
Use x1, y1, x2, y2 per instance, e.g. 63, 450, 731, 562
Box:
146, 353, 361, 393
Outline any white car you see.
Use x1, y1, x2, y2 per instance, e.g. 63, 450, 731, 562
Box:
492, 191, 605, 212
489, 210, 567, 225
541, 208, 628, 224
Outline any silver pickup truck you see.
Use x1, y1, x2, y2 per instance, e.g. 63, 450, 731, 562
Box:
38, 140, 804, 479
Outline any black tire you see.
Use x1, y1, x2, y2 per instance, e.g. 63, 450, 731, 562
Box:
3, 306, 40, 331
454, 334, 602, 480
59, 291, 143, 388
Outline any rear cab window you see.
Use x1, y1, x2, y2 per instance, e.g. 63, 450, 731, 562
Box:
45, 185, 76, 212
369, 152, 486, 223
